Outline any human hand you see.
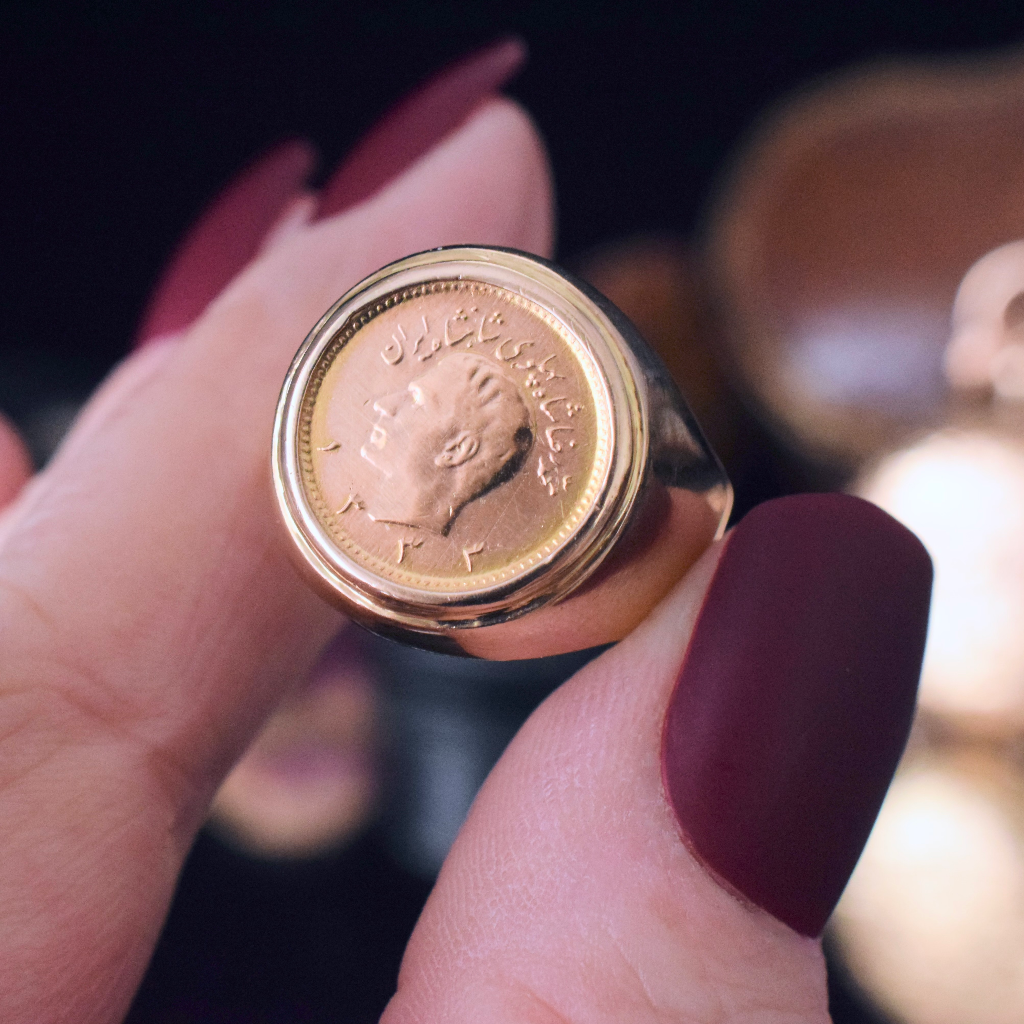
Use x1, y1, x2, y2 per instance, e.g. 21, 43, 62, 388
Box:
0, 42, 931, 1022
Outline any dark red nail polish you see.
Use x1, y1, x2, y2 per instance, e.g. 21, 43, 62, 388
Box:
317, 36, 527, 218
661, 493, 932, 936
135, 139, 317, 346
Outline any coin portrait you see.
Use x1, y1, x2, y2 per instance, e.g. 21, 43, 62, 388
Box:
359, 350, 533, 536
274, 247, 731, 653
298, 278, 613, 593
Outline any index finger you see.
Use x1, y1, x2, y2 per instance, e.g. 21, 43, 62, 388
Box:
0, 98, 552, 1023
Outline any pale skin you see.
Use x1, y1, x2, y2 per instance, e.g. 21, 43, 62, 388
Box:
0, 101, 828, 1022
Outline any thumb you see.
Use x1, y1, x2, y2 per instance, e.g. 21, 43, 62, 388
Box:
384, 494, 932, 1023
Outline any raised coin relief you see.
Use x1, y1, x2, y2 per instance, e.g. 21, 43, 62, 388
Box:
302, 279, 610, 589
359, 351, 533, 536
462, 542, 485, 571
396, 536, 424, 564
336, 494, 365, 515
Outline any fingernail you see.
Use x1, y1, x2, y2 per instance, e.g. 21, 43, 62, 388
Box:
135, 139, 317, 346
317, 36, 527, 218
661, 493, 932, 936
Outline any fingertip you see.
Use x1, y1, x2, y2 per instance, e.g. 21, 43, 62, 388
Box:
317, 36, 528, 218
239, 96, 557, 327
384, 94, 554, 260
663, 493, 931, 936
135, 138, 318, 346
488, 96, 555, 259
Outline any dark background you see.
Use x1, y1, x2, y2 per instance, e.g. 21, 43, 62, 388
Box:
4, 1, 1023, 1020
7, 0, 1024, 433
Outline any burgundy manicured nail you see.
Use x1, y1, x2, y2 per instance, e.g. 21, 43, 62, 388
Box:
316, 36, 527, 218
662, 493, 932, 936
135, 138, 317, 346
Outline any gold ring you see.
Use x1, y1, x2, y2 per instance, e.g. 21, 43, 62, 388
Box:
273, 247, 731, 659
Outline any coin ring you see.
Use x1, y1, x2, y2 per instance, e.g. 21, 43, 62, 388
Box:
273, 247, 731, 655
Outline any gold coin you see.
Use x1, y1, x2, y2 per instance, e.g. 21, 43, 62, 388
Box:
300, 279, 613, 592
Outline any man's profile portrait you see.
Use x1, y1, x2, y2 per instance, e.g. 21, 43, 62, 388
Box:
359, 351, 533, 535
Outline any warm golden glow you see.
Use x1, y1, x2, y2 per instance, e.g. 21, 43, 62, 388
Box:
834, 758, 1024, 1024
856, 430, 1024, 731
